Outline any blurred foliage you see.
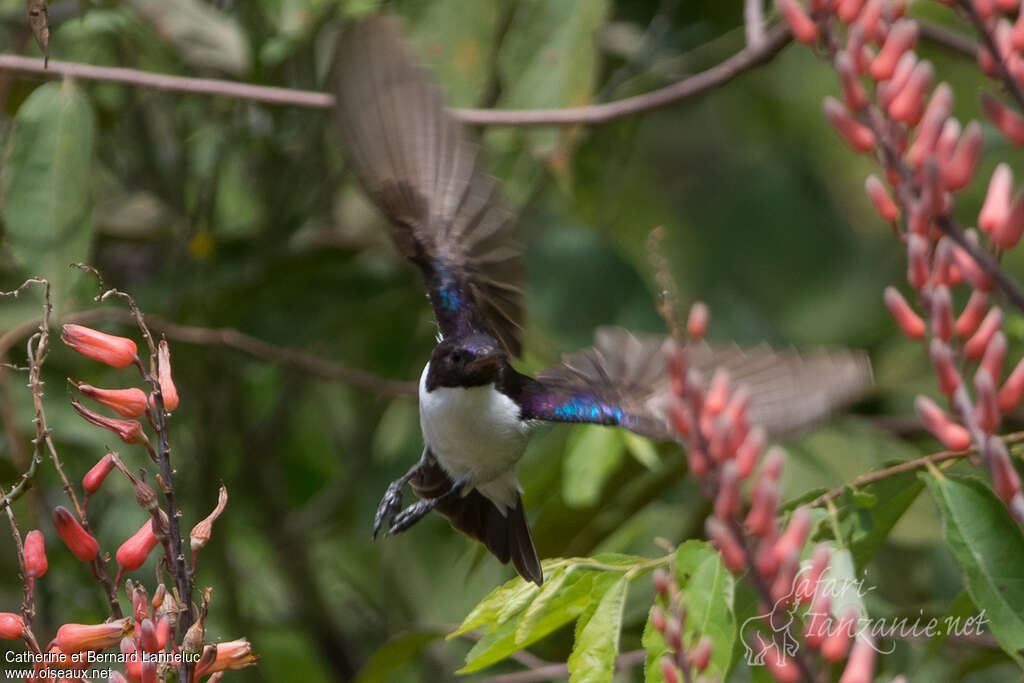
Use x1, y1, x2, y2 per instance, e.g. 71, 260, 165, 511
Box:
0, 0, 1022, 681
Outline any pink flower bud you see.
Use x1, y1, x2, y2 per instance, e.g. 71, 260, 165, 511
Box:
760, 636, 801, 683
138, 618, 159, 653
666, 341, 686, 396
884, 287, 925, 339
930, 339, 961, 395
988, 439, 1021, 501
794, 543, 831, 603
980, 164, 1014, 234
660, 657, 679, 683
779, 0, 819, 44
692, 635, 712, 671
735, 426, 765, 477
687, 302, 709, 340
870, 19, 918, 80
761, 446, 786, 481
61, 325, 137, 369
688, 447, 709, 477
865, 175, 900, 221
916, 395, 971, 450
746, 480, 779, 538
981, 331, 1008, 383
943, 121, 983, 191
975, 370, 1001, 433
951, 241, 993, 292
931, 237, 955, 286
965, 307, 1003, 360
878, 52, 917, 111
771, 547, 801, 604
888, 60, 934, 125
907, 234, 929, 289
0, 613, 24, 640
56, 618, 132, 653
931, 285, 954, 341
974, 0, 996, 20
823, 97, 875, 152
52, 506, 98, 562
755, 533, 781, 580
934, 118, 962, 168
856, 0, 884, 41
839, 635, 877, 683
121, 637, 142, 680
83, 453, 116, 495
24, 529, 47, 579
651, 605, 667, 633
803, 590, 832, 648
653, 569, 671, 599
908, 84, 953, 168
706, 517, 745, 571
981, 92, 1024, 146
665, 616, 683, 651
705, 368, 730, 415
74, 384, 148, 419
152, 340, 179, 412
141, 660, 157, 683
993, 191, 1024, 250
116, 519, 159, 572
773, 507, 811, 565
956, 290, 989, 338
821, 606, 858, 661
999, 356, 1024, 412
836, 52, 867, 110
155, 615, 170, 650
837, 0, 867, 24
715, 461, 741, 521
72, 400, 148, 446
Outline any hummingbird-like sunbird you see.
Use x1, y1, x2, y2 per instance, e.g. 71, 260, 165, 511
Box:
330, 17, 871, 586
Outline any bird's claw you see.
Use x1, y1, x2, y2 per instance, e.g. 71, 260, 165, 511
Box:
373, 481, 406, 539
386, 499, 435, 536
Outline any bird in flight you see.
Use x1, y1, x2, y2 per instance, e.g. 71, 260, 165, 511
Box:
330, 17, 871, 586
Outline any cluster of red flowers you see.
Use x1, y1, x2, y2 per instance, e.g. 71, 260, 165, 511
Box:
779, 0, 1024, 524
662, 304, 876, 683
0, 323, 253, 682
650, 567, 714, 683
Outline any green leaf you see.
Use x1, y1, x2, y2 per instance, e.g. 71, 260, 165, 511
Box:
839, 467, 925, 568
128, 0, 251, 75
825, 547, 866, 618
449, 575, 540, 638
622, 431, 660, 470
925, 474, 1024, 667
675, 541, 737, 679
354, 629, 443, 683
562, 425, 623, 508
2, 81, 96, 315
568, 574, 629, 683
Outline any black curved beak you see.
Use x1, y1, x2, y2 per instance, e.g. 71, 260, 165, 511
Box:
466, 347, 507, 372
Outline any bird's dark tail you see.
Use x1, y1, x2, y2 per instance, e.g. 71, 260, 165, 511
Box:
411, 461, 543, 585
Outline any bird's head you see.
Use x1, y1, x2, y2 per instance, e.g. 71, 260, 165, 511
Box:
426, 335, 508, 389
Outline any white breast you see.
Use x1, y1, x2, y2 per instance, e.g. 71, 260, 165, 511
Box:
418, 362, 531, 512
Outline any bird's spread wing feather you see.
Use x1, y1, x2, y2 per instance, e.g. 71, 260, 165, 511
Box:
330, 17, 524, 355
519, 327, 872, 439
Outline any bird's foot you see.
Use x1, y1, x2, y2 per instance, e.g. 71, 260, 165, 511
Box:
373, 480, 407, 539
386, 498, 437, 536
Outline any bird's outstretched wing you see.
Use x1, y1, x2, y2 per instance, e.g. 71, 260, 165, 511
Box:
330, 17, 524, 355
519, 327, 873, 439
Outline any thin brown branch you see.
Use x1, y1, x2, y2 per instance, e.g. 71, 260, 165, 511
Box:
476, 649, 646, 683
918, 20, 977, 60
0, 23, 793, 126
745, 0, 766, 49
810, 429, 1024, 508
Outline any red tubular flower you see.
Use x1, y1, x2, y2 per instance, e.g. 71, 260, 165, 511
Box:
942, 121, 983, 191
155, 616, 170, 650
884, 287, 925, 339
974, 370, 1001, 434
116, 520, 159, 572
836, 52, 867, 110
121, 637, 142, 680
907, 234, 929, 288
660, 657, 680, 683
956, 290, 989, 338
778, 0, 819, 45
714, 461, 741, 520
823, 97, 875, 152
772, 507, 811, 565
23, 529, 47, 579
83, 453, 116, 495
907, 84, 953, 168
994, 192, 1024, 250
705, 368, 730, 415
75, 384, 148, 419
964, 307, 1004, 360
865, 175, 900, 221
879, 52, 916, 111
686, 302, 709, 340
770, 547, 801, 604
52, 506, 98, 562
981, 93, 1024, 146
930, 285, 954, 341
998, 356, 1024, 412
870, 19, 918, 80
61, 325, 137, 369
821, 606, 858, 661
746, 480, 779, 538
138, 618, 158, 653
930, 339, 961, 396
951, 241, 993, 292
735, 426, 765, 478
839, 636, 877, 683
154, 340, 179, 412
988, 439, 1021, 502
856, 0, 883, 41
56, 618, 132, 653
0, 613, 24, 640
888, 60, 934, 125
979, 164, 1014, 235
706, 517, 745, 571
794, 543, 831, 604
71, 400, 147, 446
759, 635, 801, 683
194, 638, 258, 678
803, 590, 832, 648
191, 486, 229, 551
692, 635, 712, 672
980, 332, 1008, 383
916, 396, 971, 450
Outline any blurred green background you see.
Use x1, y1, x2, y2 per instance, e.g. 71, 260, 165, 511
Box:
0, 0, 1022, 680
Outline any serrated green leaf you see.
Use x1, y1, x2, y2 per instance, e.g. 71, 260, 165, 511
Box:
925, 474, 1024, 666
562, 425, 623, 508
844, 468, 925, 569
568, 574, 628, 683
675, 541, 736, 679
449, 575, 539, 638
2, 80, 95, 315
457, 611, 524, 674
354, 629, 443, 683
